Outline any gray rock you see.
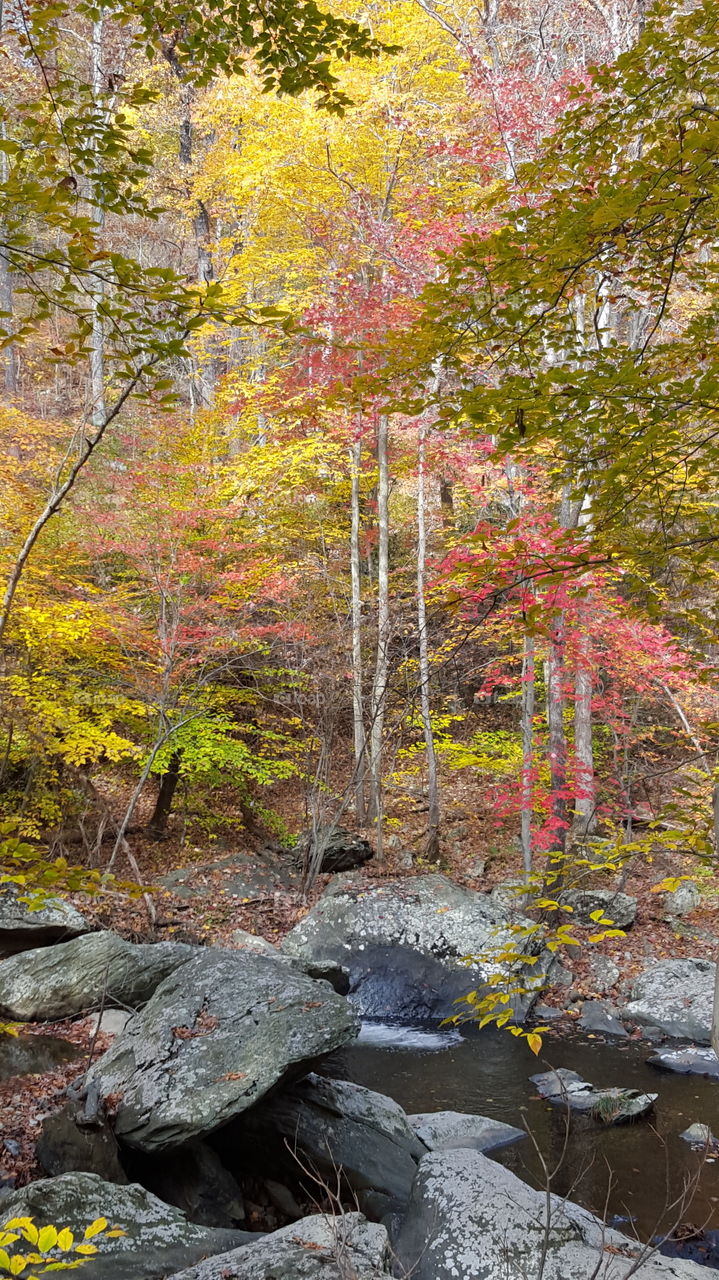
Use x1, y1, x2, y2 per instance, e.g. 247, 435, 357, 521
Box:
124, 1141, 246, 1227
663, 881, 701, 918
586, 952, 620, 992
680, 1122, 717, 1147
0, 889, 89, 957
578, 999, 629, 1037
87, 1009, 133, 1036
0, 932, 197, 1020
227, 1073, 425, 1218
88, 949, 358, 1152
229, 928, 289, 960
281, 874, 550, 1022
36, 1100, 127, 1183
0, 1171, 250, 1280
649, 1046, 719, 1078
624, 958, 715, 1042
395, 1149, 710, 1280
408, 1110, 524, 1152
531, 1067, 656, 1123
294, 825, 374, 875
489, 879, 525, 911
560, 888, 637, 928
166, 1212, 391, 1279
159, 847, 300, 903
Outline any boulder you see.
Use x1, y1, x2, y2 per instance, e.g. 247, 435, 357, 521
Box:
578, 999, 628, 1037
281, 874, 550, 1022
87, 1009, 132, 1036
663, 881, 701, 918
36, 1100, 127, 1183
88, 949, 358, 1152
229, 928, 290, 960
294, 826, 374, 875
395, 1149, 710, 1280
559, 888, 637, 928
680, 1122, 718, 1148
648, 1046, 719, 1078
224, 1073, 426, 1219
408, 1110, 524, 1152
0, 1171, 250, 1280
0, 889, 89, 957
586, 952, 620, 992
531, 1067, 656, 1124
166, 1213, 390, 1279
624, 958, 715, 1042
0, 932, 197, 1020
123, 1142, 246, 1228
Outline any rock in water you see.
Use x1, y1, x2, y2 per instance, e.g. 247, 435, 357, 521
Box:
559, 888, 637, 928
578, 999, 628, 1037
531, 1067, 656, 1124
0, 1171, 250, 1280
680, 1122, 718, 1148
0, 889, 89, 958
624, 958, 716, 1042
281, 873, 550, 1021
0, 932, 197, 1020
395, 1149, 710, 1280
88, 949, 358, 1152
408, 1110, 524, 1153
225, 1074, 425, 1219
165, 1213, 391, 1279
648, 1046, 719, 1078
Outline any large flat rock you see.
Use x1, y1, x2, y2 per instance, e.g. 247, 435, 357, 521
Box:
88, 948, 359, 1152
624, 958, 715, 1042
281, 874, 550, 1021
166, 1213, 391, 1279
408, 1110, 524, 1152
0, 889, 89, 957
395, 1149, 710, 1279
0, 1171, 249, 1280
0, 931, 197, 1020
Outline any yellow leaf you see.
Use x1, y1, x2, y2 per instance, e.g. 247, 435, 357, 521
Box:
0, 1249, 11, 1271
10, 1254, 26, 1275
526, 1032, 543, 1055
74, 1243, 99, 1255
37, 1226, 57, 1252
56, 1229, 74, 1252
83, 1219, 107, 1241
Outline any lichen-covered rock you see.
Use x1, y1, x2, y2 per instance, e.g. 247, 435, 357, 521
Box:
0, 890, 89, 957
408, 1110, 524, 1153
88, 949, 358, 1152
577, 999, 628, 1037
663, 881, 701, 918
559, 888, 637, 928
166, 1213, 391, 1279
227, 1074, 425, 1218
395, 1150, 709, 1280
281, 874, 550, 1021
648, 1046, 719, 1078
294, 825, 374, 874
0, 1172, 250, 1280
624, 958, 715, 1042
0, 932, 196, 1020
586, 952, 620, 992
531, 1067, 656, 1123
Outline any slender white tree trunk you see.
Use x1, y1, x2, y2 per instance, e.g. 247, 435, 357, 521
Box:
417, 422, 440, 862
547, 615, 568, 863
368, 413, 390, 858
0, 0, 17, 395
88, 16, 106, 429
520, 632, 535, 881
573, 658, 595, 838
350, 426, 367, 823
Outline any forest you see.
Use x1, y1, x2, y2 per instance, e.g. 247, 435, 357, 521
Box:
1, 0, 719, 1276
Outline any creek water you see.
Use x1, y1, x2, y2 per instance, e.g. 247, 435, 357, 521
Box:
339, 1023, 719, 1251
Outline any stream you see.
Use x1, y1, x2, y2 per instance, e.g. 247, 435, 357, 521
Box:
338, 1023, 719, 1254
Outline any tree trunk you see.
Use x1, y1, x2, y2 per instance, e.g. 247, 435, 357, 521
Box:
0, 0, 17, 395
573, 659, 595, 839
546, 613, 568, 867
520, 632, 535, 881
368, 414, 390, 857
146, 751, 182, 838
350, 428, 367, 823
417, 422, 440, 862
88, 15, 106, 429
